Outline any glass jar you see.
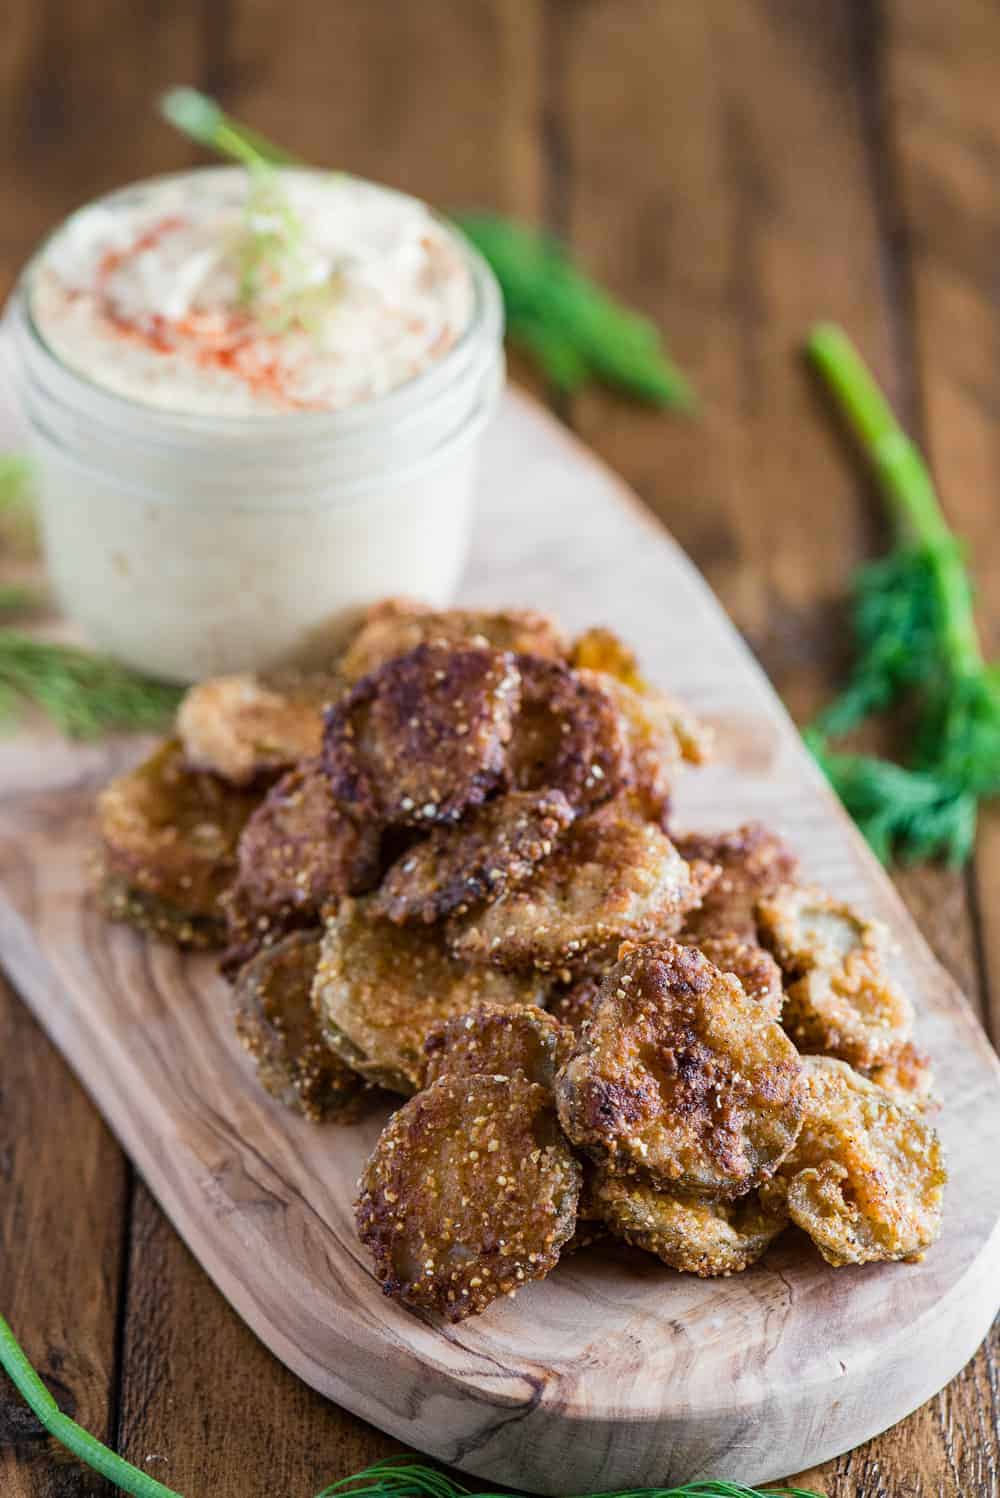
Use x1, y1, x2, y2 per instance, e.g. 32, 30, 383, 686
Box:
3, 171, 504, 683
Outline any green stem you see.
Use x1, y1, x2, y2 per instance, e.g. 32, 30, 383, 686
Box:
0, 1314, 183, 1498
806, 322, 982, 674
160, 87, 298, 167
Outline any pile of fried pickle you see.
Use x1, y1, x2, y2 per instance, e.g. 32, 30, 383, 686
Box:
96, 600, 946, 1322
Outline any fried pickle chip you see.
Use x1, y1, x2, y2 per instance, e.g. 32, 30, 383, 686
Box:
313, 898, 549, 1094
324, 644, 520, 826
449, 798, 716, 974
356, 1072, 581, 1320
593, 1171, 788, 1275
572, 628, 712, 766
692, 932, 784, 1021
424, 1002, 575, 1090
232, 931, 368, 1122
765, 1056, 945, 1266
97, 739, 261, 946
340, 599, 567, 683
757, 885, 913, 1067
507, 657, 629, 812
676, 822, 799, 943
863, 1042, 938, 1111
177, 670, 340, 785
223, 760, 381, 966
370, 788, 575, 925
555, 938, 803, 1197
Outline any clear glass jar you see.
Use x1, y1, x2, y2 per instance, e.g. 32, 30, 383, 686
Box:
4, 171, 504, 683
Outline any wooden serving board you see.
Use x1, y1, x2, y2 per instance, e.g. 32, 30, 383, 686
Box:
1, 387, 999, 1494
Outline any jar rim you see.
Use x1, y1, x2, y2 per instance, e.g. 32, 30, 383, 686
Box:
14, 164, 504, 438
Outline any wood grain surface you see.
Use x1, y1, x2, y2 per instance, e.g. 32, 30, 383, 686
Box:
1, 389, 999, 1493
1, 1, 999, 1494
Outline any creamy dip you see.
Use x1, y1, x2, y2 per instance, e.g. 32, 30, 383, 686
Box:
8, 166, 502, 681
31, 169, 474, 414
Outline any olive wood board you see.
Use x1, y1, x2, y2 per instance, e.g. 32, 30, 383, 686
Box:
0, 386, 998, 1494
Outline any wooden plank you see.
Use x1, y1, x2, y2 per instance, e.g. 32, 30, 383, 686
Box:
0, 972, 128, 1498
554, 2, 995, 1492
884, 0, 1000, 1052
0, 389, 997, 1495
0, 0, 204, 301
106, 6, 547, 1494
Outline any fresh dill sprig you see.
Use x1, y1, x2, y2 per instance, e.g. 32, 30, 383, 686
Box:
161, 88, 333, 334
0, 632, 181, 737
0, 1316, 823, 1498
805, 323, 1000, 864
160, 89, 694, 407
455, 214, 696, 409
316, 1457, 822, 1498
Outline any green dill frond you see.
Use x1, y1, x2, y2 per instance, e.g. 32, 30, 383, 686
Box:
315, 1457, 823, 1498
0, 453, 39, 556
805, 729, 976, 866
0, 632, 181, 737
813, 544, 946, 738
454, 214, 695, 409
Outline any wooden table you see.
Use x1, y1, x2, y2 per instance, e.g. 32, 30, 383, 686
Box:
1, 3, 997, 1494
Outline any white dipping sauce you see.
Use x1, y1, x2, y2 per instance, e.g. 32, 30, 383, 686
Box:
6, 168, 503, 681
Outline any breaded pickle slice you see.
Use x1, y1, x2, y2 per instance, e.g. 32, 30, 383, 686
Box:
177, 670, 340, 785
97, 738, 260, 947
356, 1072, 581, 1320
693, 932, 784, 1022
423, 1002, 575, 1090
676, 822, 799, 944
449, 798, 717, 975
324, 644, 520, 826
232, 930, 368, 1122
765, 1056, 945, 1266
222, 760, 381, 971
507, 656, 629, 812
313, 899, 549, 1094
370, 788, 575, 925
863, 1041, 938, 1111
593, 1172, 788, 1275
340, 599, 567, 682
556, 938, 803, 1197
758, 885, 913, 1067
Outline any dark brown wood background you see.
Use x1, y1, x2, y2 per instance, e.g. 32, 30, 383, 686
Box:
1, 2, 998, 1494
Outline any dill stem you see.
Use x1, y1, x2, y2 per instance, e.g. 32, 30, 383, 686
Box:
807, 322, 981, 676
160, 87, 298, 168
0, 1314, 183, 1498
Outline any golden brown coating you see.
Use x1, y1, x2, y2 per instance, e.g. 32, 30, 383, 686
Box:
177, 670, 341, 786
764, 1056, 945, 1266
863, 1042, 938, 1111
676, 822, 799, 943
555, 938, 803, 1197
572, 626, 712, 767
593, 1172, 788, 1275
423, 1002, 576, 1090
232, 931, 368, 1122
340, 599, 567, 683
449, 798, 716, 975
758, 885, 913, 1067
313, 899, 549, 1094
324, 644, 521, 826
548, 974, 606, 1037
356, 1072, 580, 1320
692, 933, 784, 1022
369, 789, 575, 925
223, 760, 381, 968
757, 882, 887, 973
507, 656, 629, 812
97, 739, 261, 946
